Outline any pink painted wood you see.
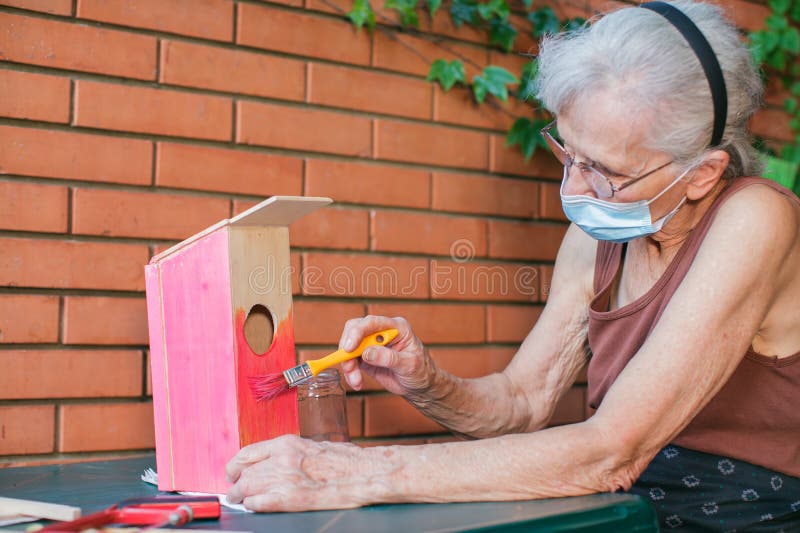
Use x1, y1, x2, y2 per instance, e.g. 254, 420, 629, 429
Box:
148, 228, 239, 493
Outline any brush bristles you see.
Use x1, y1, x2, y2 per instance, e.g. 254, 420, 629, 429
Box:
249, 372, 290, 401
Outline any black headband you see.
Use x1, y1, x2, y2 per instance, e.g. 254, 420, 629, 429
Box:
640, 1, 727, 147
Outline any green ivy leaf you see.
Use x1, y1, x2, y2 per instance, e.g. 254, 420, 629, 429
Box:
426, 59, 466, 91
477, 0, 510, 21
385, 0, 420, 27
785, 97, 799, 114
791, 81, 800, 97
781, 27, 800, 54
506, 118, 538, 160
768, 0, 791, 15
489, 17, 518, 52
562, 17, 586, 32
529, 7, 560, 38
766, 13, 789, 32
767, 48, 787, 70
472, 65, 519, 103
522, 0, 533, 9
506, 117, 550, 160
347, 0, 376, 31
517, 60, 538, 100
791, 117, 800, 131
426, 0, 441, 17
450, 0, 479, 27
791, 0, 800, 23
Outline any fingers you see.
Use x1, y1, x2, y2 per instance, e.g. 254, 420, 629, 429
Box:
339, 315, 402, 352
341, 359, 363, 391
225, 441, 272, 483
361, 346, 399, 370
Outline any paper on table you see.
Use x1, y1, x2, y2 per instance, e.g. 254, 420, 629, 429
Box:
140, 469, 251, 513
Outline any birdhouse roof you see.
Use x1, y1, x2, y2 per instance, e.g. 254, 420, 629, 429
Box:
150, 195, 332, 263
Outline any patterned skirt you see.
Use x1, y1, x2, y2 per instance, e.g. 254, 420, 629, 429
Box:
628, 445, 800, 532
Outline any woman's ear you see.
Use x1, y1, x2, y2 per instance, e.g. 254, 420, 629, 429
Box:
686, 150, 729, 200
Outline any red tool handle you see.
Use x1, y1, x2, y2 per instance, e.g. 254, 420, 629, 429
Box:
38, 496, 221, 531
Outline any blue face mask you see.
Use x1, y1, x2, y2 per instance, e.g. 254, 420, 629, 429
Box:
560, 167, 689, 243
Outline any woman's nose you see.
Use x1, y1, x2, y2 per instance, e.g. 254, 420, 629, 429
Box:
562, 165, 598, 198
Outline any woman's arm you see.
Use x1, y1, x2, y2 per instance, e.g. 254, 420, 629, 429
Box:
339, 223, 598, 438
227, 186, 798, 511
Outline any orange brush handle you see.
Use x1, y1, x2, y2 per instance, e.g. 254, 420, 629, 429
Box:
306, 329, 399, 376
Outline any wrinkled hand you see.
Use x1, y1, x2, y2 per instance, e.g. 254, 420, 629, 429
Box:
226, 435, 384, 512
339, 315, 437, 397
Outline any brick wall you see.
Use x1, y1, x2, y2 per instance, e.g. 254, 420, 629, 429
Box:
0, 0, 780, 466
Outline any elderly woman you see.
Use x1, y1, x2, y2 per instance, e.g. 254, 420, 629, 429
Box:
226, 1, 800, 530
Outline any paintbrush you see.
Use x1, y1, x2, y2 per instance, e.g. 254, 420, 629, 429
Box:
249, 328, 399, 401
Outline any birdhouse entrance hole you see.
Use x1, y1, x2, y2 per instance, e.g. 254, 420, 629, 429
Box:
244, 304, 275, 355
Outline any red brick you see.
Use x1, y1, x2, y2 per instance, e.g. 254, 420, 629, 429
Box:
434, 86, 531, 132
0, 0, 72, 14
63, 296, 148, 345
347, 396, 363, 438
428, 346, 516, 378
237, 101, 371, 157
0, 13, 156, 80
293, 300, 365, 344
305, 160, 430, 209
548, 387, 586, 426
309, 63, 432, 120
491, 135, 563, 179
302, 252, 429, 299
157, 142, 302, 197
290, 208, 370, 250
0, 69, 70, 123
371, 210, 487, 257
586, 0, 629, 15
0, 405, 55, 455
488, 220, 567, 261
363, 395, 445, 437
540, 265, 553, 302
59, 402, 154, 452
750, 108, 793, 143
0, 125, 152, 186
430, 259, 538, 302
72, 188, 230, 240
0, 181, 68, 233
75, 81, 231, 141
160, 40, 304, 101
0, 237, 148, 291
375, 119, 489, 170
764, 76, 791, 108
711, 0, 769, 32
372, 29, 487, 79
0, 350, 142, 399
237, 3, 370, 65
486, 304, 543, 342
367, 302, 485, 344
432, 172, 537, 218
0, 294, 59, 344
539, 182, 568, 221
77, 0, 233, 41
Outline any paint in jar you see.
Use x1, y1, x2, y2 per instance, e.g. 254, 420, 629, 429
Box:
297, 369, 350, 442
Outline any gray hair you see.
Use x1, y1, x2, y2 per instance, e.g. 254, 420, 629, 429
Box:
534, 0, 764, 178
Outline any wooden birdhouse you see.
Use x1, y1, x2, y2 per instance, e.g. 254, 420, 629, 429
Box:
144, 195, 332, 493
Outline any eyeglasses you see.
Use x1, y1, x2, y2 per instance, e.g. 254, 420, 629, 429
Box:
540, 121, 673, 198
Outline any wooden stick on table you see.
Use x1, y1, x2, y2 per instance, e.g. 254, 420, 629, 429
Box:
0, 497, 81, 521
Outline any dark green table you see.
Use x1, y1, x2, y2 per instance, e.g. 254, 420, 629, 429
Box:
0, 455, 658, 532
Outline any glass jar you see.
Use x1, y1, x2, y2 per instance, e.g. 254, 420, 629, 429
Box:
296, 369, 350, 442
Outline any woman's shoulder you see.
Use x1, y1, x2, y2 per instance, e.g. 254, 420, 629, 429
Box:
714, 178, 799, 239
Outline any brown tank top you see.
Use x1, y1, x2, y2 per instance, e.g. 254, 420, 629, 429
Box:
587, 177, 800, 477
